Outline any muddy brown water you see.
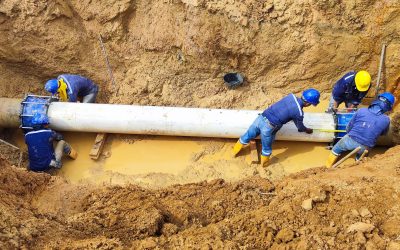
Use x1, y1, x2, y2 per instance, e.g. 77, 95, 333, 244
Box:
12, 133, 385, 186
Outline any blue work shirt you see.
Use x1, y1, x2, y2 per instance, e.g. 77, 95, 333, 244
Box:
346, 107, 390, 148
25, 129, 63, 171
332, 71, 370, 105
58, 74, 98, 102
262, 94, 307, 132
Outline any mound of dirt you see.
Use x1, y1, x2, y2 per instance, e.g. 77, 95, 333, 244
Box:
0, 158, 51, 248
1, 146, 400, 249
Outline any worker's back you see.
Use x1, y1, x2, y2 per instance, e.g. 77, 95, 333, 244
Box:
333, 71, 370, 105
25, 129, 56, 171
262, 94, 304, 128
347, 107, 390, 148
58, 74, 97, 102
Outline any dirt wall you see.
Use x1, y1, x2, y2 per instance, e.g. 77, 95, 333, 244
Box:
1, 0, 400, 109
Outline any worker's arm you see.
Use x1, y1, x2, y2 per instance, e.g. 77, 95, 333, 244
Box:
294, 116, 312, 134
347, 103, 358, 109
350, 88, 370, 107
332, 80, 347, 104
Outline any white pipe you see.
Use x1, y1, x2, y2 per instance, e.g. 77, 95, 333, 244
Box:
48, 102, 336, 142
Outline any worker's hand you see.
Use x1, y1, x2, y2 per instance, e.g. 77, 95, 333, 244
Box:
305, 128, 313, 134
326, 107, 337, 114
348, 103, 358, 110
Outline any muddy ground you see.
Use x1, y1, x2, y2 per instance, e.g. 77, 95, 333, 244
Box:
1, 147, 400, 249
1, 0, 400, 249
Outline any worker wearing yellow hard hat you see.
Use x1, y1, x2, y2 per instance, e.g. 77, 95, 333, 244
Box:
327, 70, 371, 112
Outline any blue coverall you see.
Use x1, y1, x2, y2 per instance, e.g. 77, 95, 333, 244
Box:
329, 71, 370, 108
240, 94, 308, 156
58, 74, 99, 103
332, 105, 390, 157
25, 129, 70, 171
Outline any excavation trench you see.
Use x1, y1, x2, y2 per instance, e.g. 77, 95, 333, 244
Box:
1, 99, 387, 187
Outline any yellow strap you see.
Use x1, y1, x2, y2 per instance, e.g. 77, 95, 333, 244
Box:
57, 79, 69, 102
315, 129, 346, 133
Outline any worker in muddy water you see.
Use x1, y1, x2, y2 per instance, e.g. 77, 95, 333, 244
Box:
326, 92, 395, 168
232, 89, 321, 167
45, 74, 99, 103
327, 70, 371, 112
25, 114, 78, 172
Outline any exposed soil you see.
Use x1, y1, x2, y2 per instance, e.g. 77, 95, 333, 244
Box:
1, 147, 400, 249
1, 0, 400, 249
1, 0, 400, 108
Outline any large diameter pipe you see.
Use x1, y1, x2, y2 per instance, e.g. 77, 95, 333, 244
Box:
49, 102, 335, 142
0, 98, 21, 128
0, 98, 335, 142
0, 98, 394, 145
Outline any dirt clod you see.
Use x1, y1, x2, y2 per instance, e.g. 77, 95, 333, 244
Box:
275, 228, 294, 243
359, 207, 372, 218
347, 222, 375, 234
301, 198, 313, 211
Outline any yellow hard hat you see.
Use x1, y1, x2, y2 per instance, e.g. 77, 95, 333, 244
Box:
355, 70, 371, 92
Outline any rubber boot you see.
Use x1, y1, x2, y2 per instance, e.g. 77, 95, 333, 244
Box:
232, 140, 244, 157
325, 152, 338, 168
68, 148, 78, 160
261, 155, 270, 167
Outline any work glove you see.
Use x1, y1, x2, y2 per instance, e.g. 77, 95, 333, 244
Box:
305, 128, 313, 134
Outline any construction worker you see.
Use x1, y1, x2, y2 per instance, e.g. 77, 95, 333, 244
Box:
328, 70, 371, 112
326, 92, 395, 168
45, 74, 99, 103
233, 89, 320, 167
25, 114, 78, 172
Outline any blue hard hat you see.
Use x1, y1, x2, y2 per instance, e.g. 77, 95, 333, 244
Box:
45, 79, 59, 94
378, 92, 395, 108
302, 88, 320, 106
32, 113, 49, 126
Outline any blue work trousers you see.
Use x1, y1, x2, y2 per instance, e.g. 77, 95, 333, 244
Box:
332, 134, 368, 158
239, 115, 278, 156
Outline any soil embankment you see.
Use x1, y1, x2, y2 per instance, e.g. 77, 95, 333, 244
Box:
1, 1, 400, 108
1, 147, 400, 249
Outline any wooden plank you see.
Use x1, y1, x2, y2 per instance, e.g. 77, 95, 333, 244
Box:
89, 133, 108, 160
249, 140, 259, 164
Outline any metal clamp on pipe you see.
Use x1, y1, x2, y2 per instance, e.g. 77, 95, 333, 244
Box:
20, 94, 56, 131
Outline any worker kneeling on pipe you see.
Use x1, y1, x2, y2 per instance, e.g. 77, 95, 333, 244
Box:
233, 89, 320, 167
326, 92, 395, 168
25, 114, 78, 172
45, 74, 99, 103
327, 70, 371, 112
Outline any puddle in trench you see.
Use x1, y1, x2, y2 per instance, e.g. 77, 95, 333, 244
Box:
54, 133, 386, 185
56, 133, 204, 184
